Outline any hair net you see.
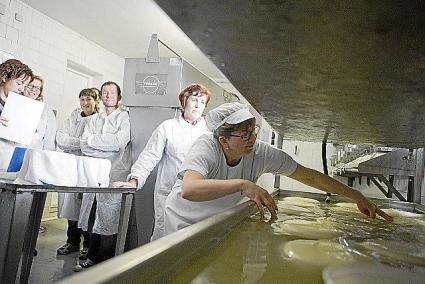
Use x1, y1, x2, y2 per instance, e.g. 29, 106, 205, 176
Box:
205, 102, 255, 131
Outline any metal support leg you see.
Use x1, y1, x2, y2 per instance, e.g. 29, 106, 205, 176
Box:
19, 191, 47, 284
388, 175, 394, 198
370, 177, 389, 197
115, 193, 133, 255
379, 175, 407, 202
0, 191, 34, 284
407, 176, 414, 202
0, 190, 16, 283
413, 148, 424, 204
274, 135, 283, 190
348, 177, 354, 187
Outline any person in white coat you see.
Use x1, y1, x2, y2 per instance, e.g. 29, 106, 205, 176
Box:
79, 81, 131, 267
55, 88, 100, 256
22, 75, 57, 151
113, 84, 211, 241
163, 102, 393, 235
0, 59, 33, 170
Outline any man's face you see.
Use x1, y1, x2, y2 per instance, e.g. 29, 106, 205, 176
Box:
101, 84, 119, 107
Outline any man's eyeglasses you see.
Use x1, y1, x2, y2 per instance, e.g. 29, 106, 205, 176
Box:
229, 125, 260, 142
25, 85, 41, 92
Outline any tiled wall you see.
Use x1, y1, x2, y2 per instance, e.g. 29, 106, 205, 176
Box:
0, 0, 125, 219
0, 0, 124, 127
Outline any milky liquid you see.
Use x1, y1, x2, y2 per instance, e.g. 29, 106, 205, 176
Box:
171, 196, 425, 284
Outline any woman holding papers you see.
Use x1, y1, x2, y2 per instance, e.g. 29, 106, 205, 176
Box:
0, 59, 33, 126
0, 59, 33, 171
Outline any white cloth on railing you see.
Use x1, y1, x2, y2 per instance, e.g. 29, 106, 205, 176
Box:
16, 149, 78, 186
58, 155, 111, 220
0, 141, 15, 171
15, 149, 111, 188
76, 155, 110, 188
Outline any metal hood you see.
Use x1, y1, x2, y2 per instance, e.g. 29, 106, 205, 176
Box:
154, 0, 425, 148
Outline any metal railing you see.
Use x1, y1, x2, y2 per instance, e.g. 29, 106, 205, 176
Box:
0, 182, 136, 284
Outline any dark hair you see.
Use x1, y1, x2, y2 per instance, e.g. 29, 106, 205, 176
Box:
0, 59, 33, 85
79, 88, 100, 113
100, 81, 121, 101
178, 84, 211, 108
214, 118, 256, 139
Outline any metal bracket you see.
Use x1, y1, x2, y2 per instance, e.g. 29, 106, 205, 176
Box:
146, 34, 160, 63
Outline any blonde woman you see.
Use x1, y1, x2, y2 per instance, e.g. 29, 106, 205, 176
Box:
23, 75, 57, 150
55, 88, 100, 256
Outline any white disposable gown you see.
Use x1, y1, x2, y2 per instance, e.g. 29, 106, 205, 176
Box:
56, 108, 93, 221
32, 104, 57, 150
129, 115, 208, 241
79, 108, 131, 235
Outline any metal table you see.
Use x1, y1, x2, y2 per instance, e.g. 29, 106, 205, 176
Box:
0, 182, 136, 284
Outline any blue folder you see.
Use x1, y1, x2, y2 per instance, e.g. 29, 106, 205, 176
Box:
7, 147, 27, 172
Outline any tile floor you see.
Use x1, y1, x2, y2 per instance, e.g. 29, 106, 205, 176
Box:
28, 219, 80, 283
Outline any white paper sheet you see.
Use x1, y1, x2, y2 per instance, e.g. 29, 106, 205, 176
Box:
0, 92, 45, 145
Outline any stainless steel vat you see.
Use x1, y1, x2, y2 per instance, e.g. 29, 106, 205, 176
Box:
58, 190, 425, 284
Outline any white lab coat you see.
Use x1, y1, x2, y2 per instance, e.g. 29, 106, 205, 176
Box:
32, 104, 57, 151
56, 108, 93, 221
79, 108, 131, 235
56, 108, 91, 156
129, 115, 208, 241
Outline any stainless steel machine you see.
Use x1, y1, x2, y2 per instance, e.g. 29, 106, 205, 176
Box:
123, 34, 234, 248
334, 148, 424, 203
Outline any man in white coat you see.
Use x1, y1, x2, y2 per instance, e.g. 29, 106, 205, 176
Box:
55, 88, 100, 256
79, 81, 131, 267
114, 84, 211, 241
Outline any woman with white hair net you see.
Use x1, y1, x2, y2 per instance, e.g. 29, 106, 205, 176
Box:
163, 102, 392, 235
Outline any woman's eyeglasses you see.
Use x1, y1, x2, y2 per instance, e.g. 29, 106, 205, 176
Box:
229, 125, 260, 141
25, 85, 41, 92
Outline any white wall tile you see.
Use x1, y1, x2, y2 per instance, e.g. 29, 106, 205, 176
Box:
0, 1, 124, 126
0, 22, 6, 37
0, 36, 11, 53
6, 25, 18, 42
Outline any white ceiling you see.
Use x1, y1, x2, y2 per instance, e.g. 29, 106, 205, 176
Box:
21, 0, 237, 92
